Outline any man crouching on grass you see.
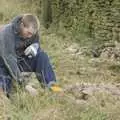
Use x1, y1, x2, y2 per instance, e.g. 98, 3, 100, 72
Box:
0, 13, 62, 97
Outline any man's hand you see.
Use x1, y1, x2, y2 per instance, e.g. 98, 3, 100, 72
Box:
24, 43, 39, 58
25, 85, 38, 96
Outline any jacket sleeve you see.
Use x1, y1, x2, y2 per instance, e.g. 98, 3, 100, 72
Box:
0, 27, 21, 81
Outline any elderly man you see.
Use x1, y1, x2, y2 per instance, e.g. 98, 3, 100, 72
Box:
0, 14, 61, 96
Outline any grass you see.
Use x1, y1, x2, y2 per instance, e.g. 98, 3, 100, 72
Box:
0, 0, 120, 120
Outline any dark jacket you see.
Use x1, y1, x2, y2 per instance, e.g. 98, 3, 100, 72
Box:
0, 15, 40, 81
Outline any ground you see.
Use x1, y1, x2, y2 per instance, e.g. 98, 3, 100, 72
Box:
0, 30, 120, 120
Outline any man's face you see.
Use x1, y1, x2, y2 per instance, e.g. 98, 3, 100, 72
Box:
19, 22, 35, 39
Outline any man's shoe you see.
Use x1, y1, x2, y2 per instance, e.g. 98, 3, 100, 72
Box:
50, 84, 63, 92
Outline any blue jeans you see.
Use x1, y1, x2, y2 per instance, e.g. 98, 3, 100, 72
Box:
0, 49, 56, 93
